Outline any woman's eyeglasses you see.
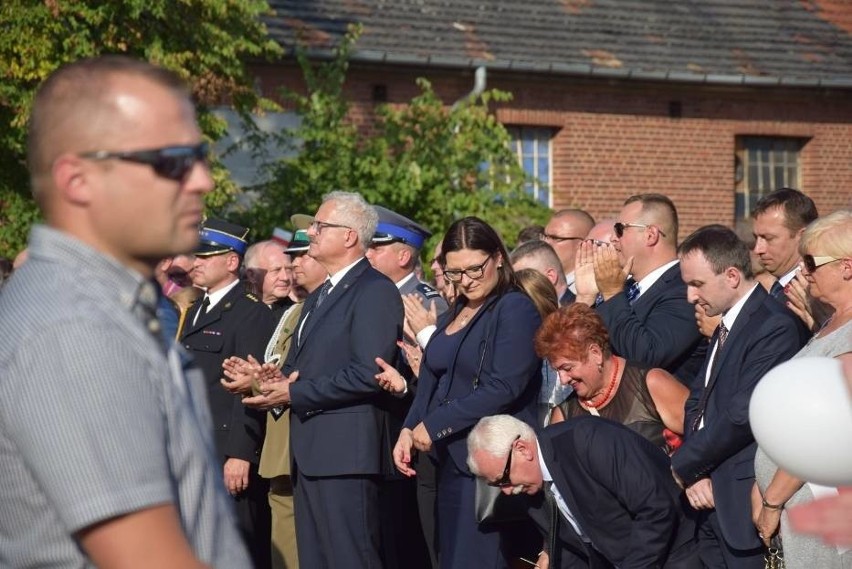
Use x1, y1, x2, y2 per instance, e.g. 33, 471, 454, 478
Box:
803, 254, 841, 273
443, 256, 492, 283
79, 142, 208, 181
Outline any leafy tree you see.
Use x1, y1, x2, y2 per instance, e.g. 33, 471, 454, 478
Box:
0, 0, 282, 257
246, 25, 552, 255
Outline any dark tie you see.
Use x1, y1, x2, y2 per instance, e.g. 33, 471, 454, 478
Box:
199, 296, 211, 317
769, 280, 784, 299
625, 277, 640, 305
544, 481, 561, 568
691, 321, 729, 431
315, 280, 332, 308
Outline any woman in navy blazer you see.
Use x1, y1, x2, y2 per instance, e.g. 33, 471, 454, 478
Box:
378, 217, 542, 569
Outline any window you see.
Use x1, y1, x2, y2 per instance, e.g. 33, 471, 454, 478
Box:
507, 126, 555, 206
735, 136, 806, 220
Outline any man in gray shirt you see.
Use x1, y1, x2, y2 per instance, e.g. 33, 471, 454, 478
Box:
0, 57, 250, 568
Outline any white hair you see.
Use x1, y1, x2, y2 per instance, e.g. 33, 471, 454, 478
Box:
466, 415, 535, 476
323, 191, 378, 250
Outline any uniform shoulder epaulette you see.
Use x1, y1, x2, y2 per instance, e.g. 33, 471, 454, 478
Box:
416, 282, 441, 298
245, 292, 259, 302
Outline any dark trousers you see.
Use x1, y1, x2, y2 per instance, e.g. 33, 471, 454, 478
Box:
696, 510, 763, 569
293, 467, 383, 569
415, 452, 440, 569
233, 465, 272, 569
437, 459, 508, 569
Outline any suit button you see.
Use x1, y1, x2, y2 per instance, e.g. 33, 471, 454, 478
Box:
447, 428, 453, 434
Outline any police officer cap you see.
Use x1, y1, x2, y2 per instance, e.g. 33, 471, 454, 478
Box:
284, 229, 311, 254
372, 206, 431, 250
196, 218, 249, 256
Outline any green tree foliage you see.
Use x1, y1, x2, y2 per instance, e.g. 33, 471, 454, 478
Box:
247, 25, 551, 255
0, 0, 282, 258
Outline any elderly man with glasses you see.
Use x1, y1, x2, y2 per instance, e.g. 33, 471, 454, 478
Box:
467, 415, 699, 569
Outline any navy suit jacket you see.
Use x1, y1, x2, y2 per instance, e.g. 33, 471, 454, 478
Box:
671, 286, 804, 551
404, 290, 542, 473
596, 263, 706, 385
284, 258, 403, 477
181, 282, 276, 463
538, 418, 696, 569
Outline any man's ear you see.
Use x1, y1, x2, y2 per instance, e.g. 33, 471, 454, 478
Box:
397, 246, 412, 269
516, 438, 535, 461
53, 154, 92, 206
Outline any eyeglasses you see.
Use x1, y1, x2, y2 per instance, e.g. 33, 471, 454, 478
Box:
79, 142, 208, 181
488, 434, 521, 487
443, 256, 492, 283
803, 254, 841, 273
613, 222, 666, 238
541, 233, 585, 243
310, 220, 351, 234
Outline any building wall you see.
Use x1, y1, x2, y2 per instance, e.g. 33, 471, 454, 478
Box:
254, 62, 852, 237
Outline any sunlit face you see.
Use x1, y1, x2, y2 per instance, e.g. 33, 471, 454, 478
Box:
190, 252, 236, 291
366, 242, 405, 281
292, 252, 328, 292
611, 201, 647, 266
800, 245, 847, 305
753, 208, 802, 277
246, 245, 292, 304
543, 215, 586, 274
443, 248, 501, 303
680, 251, 736, 317
471, 443, 543, 497
306, 201, 352, 264
549, 346, 605, 398
77, 76, 212, 269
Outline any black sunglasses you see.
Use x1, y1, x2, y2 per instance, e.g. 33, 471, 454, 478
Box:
803, 254, 840, 273
613, 222, 666, 239
488, 434, 521, 487
79, 142, 209, 181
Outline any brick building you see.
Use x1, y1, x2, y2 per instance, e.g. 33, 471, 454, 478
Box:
259, 0, 852, 235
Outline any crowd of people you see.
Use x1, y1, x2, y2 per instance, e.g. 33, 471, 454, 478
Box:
0, 55, 850, 569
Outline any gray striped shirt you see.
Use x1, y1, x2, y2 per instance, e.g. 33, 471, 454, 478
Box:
0, 226, 250, 568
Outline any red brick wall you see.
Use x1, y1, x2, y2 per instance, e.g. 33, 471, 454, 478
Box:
253, 62, 852, 238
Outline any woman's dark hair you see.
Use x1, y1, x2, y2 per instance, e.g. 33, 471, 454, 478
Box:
439, 216, 517, 299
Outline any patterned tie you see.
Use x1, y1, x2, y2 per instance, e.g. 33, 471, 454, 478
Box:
624, 277, 641, 305
691, 321, 729, 431
315, 280, 332, 308
769, 280, 784, 299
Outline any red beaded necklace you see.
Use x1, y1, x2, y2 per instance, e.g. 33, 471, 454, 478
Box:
578, 355, 620, 411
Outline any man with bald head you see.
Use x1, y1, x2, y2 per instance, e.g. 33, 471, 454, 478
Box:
245, 239, 295, 316
593, 194, 705, 385
0, 57, 249, 567
542, 208, 595, 293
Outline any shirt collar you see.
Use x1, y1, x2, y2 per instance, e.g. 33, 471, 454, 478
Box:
328, 256, 363, 288
722, 283, 759, 330
204, 278, 240, 309
636, 259, 679, 298
395, 271, 416, 290
535, 436, 553, 483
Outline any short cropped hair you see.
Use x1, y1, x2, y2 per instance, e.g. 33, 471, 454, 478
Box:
751, 188, 818, 233
323, 191, 378, 249
27, 56, 189, 202
624, 193, 679, 243
678, 224, 753, 278
511, 240, 563, 274
534, 303, 611, 362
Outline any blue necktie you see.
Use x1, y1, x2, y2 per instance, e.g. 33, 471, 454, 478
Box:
625, 278, 640, 305
769, 280, 784, 299
315, 280, 332, 308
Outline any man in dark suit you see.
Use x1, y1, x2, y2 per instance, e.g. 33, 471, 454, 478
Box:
181, 218, 277, 569
245, 192, 403, 569
590, 194, 705, 385
671, 225, 804, 568
751, 187, 821, 341
467, 414, 699, 568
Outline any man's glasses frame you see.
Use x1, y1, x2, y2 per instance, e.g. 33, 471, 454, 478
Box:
79, 142, 208, 181
803, 254, 841, 273
310, 220, 352, 234
541, 233, 585, 244
613, 222, 667, 239
443, 256, 492, 283
489, 434, 521, 487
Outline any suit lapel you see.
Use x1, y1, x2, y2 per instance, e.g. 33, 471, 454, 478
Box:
631, 263, 677, 315
706, 286, 766, 387
540, 434, 589, 553
182, 283, 241, 337
295, 258, 369, 352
